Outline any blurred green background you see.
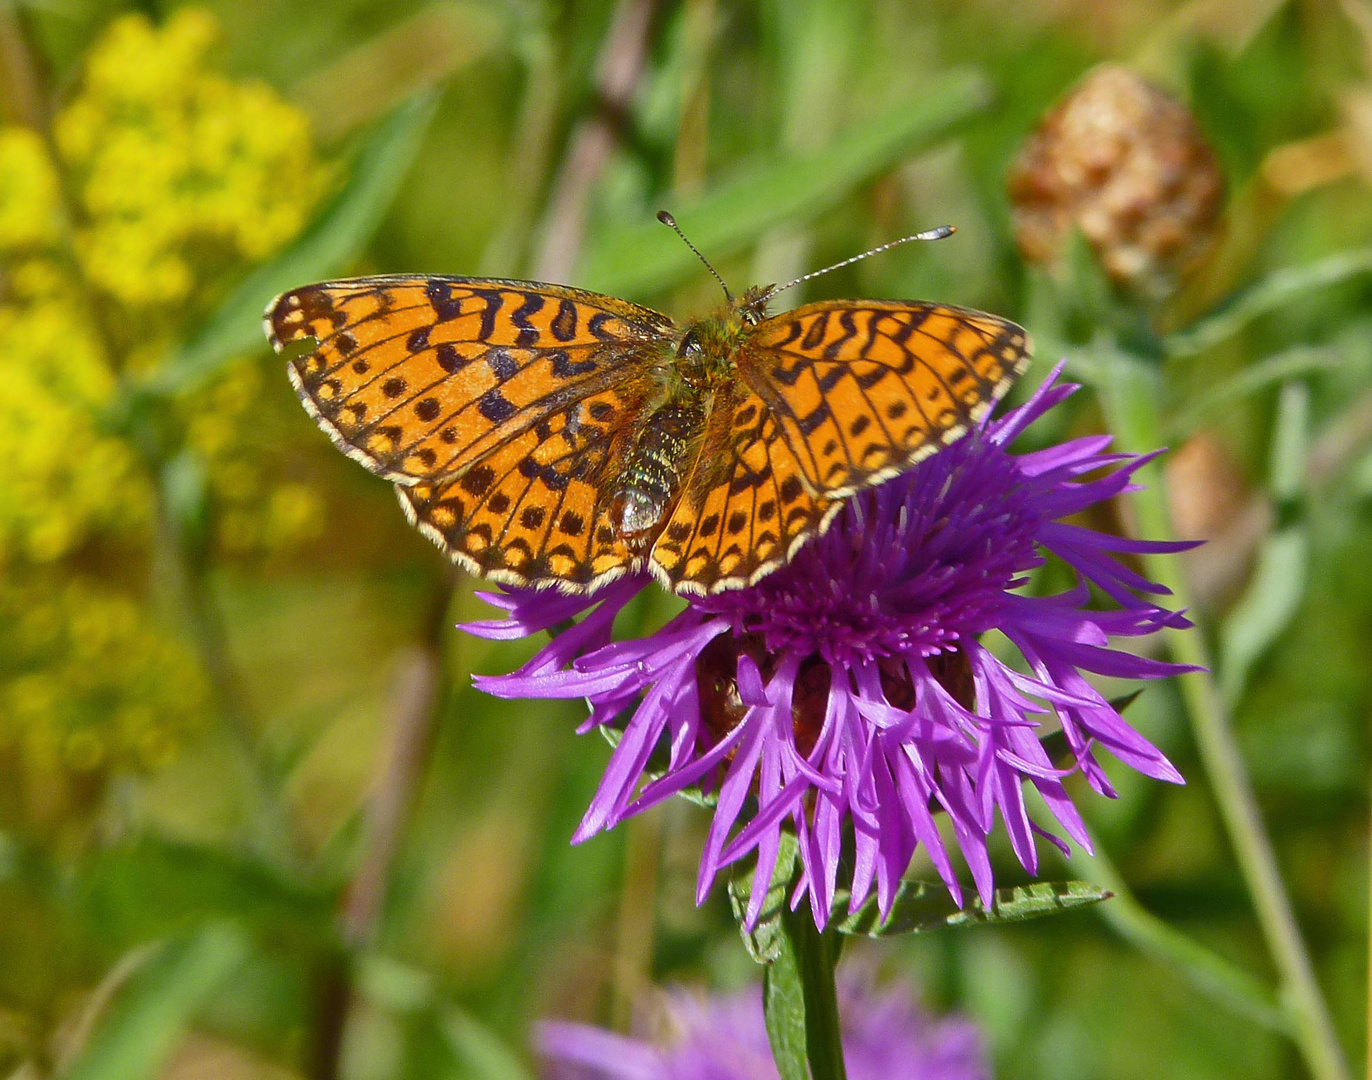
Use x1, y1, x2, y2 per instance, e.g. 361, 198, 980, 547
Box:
0, 0, 1369, 1078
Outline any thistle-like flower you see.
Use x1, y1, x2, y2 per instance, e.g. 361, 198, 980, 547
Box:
467, 365, 1194, 927
538, 973, 988, 1080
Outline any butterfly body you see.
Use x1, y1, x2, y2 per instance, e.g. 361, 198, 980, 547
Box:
609, 286, 771, 541
266, 274, 1029, 595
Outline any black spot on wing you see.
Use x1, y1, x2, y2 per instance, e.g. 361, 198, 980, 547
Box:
478, 388, 517, 422
487, 347, 519, 380
426, 280, 463, 321
510, 292, 545, 347
587, 312, 619, 341
435, 343, 465, 373
471, 289, 505, 340
550, 350, 597, 378
801, 312, 829, 350
551, 299, 578, 342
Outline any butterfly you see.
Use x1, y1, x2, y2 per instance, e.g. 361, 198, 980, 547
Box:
264, 217, 1031, 595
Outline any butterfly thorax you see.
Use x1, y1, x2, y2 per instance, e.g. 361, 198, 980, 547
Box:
608, 294, 767, 542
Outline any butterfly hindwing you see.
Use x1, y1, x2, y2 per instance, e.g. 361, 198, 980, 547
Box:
650, 386, 834, 593
397, 382, 652, 589
740, 301, 1031, 497
265, 276, 674, 483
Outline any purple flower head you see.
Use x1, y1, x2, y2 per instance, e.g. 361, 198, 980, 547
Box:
537, 972, 989, 1080
467, 364, 1196, 927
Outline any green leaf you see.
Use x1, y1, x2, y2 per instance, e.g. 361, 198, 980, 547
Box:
353, 953, 533, 1080
438, 1005, 537, 1080
762, 897, 848, 1080
1220, 381, 1310, 705
834, 879, 1111, 936
1219, 527, 1308, 706
728, 832, 798, 965
62, 924, 249, 1080
1169, 345, 1343, 437
762, 934, 810, 1080
577, 68, 991, 298
1165, 246, 1372, 359
730, 837, 847, 1080
146, 92, 439, 394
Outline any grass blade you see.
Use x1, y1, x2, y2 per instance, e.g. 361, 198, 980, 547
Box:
577, 69, 990, 298
62, 924, 249, 1080
1166, 247, 1372, 359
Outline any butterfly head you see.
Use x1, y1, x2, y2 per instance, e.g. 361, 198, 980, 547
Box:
735, 285, 772, 326
672, 287, 771, 387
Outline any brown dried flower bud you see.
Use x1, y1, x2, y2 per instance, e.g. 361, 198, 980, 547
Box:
1007, 65, 1224, 297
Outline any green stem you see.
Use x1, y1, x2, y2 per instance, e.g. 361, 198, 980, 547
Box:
793, 913, 847, 1080
1064, 830, 1287, 1031
1097, 350, 1351, 1080
764, 903, 848, 1080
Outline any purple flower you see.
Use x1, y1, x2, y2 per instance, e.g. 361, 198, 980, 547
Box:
466, 364, 1195, 927
537, 973, 989, 1080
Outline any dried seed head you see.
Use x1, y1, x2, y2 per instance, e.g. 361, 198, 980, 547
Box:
1007, 65, 1224, 298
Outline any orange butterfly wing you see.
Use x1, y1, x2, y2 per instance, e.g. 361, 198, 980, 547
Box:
738, 300, 1031, 497
265, 276, 674, 588
398, 381, 659, 589
648, 300, 1030, 594
265, 276, 673, 482
649, 384, 834, 594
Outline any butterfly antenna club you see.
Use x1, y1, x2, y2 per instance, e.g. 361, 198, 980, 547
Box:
658, 211, 732, 302
765, 225, 956, 301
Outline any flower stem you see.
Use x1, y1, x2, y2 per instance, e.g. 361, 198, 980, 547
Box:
1064, 827, 1287, 1031
1097, 349, 1351, 1080
794, 913, 848, 1080
764, 902, 849, 1080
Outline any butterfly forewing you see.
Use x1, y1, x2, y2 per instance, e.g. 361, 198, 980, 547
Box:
740, 301, 1031, 498
265, 276, 674, 483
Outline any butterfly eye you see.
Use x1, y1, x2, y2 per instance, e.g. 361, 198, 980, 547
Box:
677, 330, 703, 358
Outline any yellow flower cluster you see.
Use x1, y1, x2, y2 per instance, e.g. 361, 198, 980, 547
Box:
0, 137, 151, 563
54, 8, 328, 310
0, 578, 207, 776
185, 361, 325, 556
0, 128, 61, 249
0, 8, 329, 800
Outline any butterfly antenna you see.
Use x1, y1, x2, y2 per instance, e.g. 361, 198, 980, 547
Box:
658, 211, 732, 301
764, 225, 956, 301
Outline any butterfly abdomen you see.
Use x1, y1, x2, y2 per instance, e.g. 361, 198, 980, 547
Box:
609, 402, 706, 540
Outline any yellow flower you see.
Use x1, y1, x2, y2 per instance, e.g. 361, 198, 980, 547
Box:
0, 7, 330, 567
0, 577, 209, 776
0, 6, 332, 808
0, 278, 152, 563
54, 8, 330, 313
0, 129, 62, 249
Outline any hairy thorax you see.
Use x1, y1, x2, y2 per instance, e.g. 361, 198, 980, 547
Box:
607, 291, 768, 543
